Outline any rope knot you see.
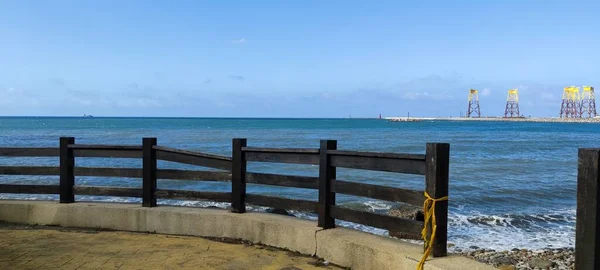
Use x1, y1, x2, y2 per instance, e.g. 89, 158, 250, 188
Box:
417, 192, 448, 270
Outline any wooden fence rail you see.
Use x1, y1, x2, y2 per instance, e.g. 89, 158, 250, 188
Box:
0, 136, 450, 258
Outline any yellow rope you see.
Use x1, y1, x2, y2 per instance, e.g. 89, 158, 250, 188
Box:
417, 192, 448, 270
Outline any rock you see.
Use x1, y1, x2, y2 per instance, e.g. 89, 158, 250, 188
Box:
469, 245, 480, 250
493, 255, 518, 266
447, 243, 455, 248
498, 265, 516, 270
389, 231, 421, 240
529, 258, 556, 269
475, 258, 489, 264
388, 204, 424, 220
266, 208, 293, 216
388, 204, 424, 240
511, 248, 520, 252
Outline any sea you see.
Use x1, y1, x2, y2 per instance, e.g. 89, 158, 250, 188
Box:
0, 117, 595, 252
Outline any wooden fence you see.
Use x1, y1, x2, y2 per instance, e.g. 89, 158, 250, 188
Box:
576, 148, 600, 270
0, 137, 450, 257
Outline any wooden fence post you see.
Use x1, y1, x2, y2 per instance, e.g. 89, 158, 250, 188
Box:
60, 137, 75, 203
142, 138, 157, 207
232, 138, 247, 213
576, 148, 600, 270
425, 143, 450, 257
318, 140, 337, 229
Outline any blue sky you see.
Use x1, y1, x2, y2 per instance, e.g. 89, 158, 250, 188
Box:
1, 0, 599, 117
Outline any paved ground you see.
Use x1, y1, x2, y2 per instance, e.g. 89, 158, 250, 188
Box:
0, 223, 341, 270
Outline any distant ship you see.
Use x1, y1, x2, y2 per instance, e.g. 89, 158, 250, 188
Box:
82, 114, 93, 118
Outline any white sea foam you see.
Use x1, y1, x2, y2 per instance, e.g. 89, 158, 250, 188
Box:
363, 200, 392, 211
446, 209, 576, 251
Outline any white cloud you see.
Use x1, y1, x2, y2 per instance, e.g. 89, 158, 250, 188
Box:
481, 88, 492, 97
232, 38, 246, 44
0, 87, 39, 107
401, 91, 452, 101
5, 87, 21, 93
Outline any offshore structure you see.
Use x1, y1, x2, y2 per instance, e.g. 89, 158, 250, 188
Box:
559, 86, 581, 118
466, 89, 481, 117
580, 86, 597, 118
504, 89, 520, 118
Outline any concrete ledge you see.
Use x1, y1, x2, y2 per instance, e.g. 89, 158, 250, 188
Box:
316, 227, 496, 270
0, 200, 318, 255
0, 200, 495, 270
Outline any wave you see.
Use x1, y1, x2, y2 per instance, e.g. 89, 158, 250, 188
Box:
447, 209, 575, 251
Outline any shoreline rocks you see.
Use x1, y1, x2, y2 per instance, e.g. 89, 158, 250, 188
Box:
388, 204, 424, 240
459, 247, 574, 270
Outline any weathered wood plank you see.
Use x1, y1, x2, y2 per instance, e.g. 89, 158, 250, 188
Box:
68, 144, 142, 150
330, 206, 423, 237
0, 148, 59, 157
0, 166, 59, 175
246, 172, 318, 189
246, 194, 317, 213
0, 184, 60, 194
156, 190, 231, 202
73, 149, 143, 158
73, 167, 232, 181
156, 148, 231, 170
143, 138, 157, 207
154, 146, 232, 162
329, 154, 426, 175
328, 150, 425, 161
73, 186, 142, 197
158, 170, 231, 181
231, 138, 247, 213
576, 148, 600, 270
60, 137, 75, 203
332, 179, 424, 206
245, 152, 319, 165
74, 167, 143, 178
242, 147, 319, 154
425, 143, 450, 257
319, 140, 336, 228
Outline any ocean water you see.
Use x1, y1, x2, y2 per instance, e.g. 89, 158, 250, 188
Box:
0, 117, 596, 251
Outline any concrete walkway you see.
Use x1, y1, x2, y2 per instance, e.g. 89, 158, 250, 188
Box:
0, 223, 340, 270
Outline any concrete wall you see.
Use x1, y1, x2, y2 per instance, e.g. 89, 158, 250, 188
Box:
0, 200, 495, 270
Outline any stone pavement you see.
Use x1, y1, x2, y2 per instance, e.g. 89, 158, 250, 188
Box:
0, 223, 340, 270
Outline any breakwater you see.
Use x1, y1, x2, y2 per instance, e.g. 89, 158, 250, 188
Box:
386, 117, 600, 123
